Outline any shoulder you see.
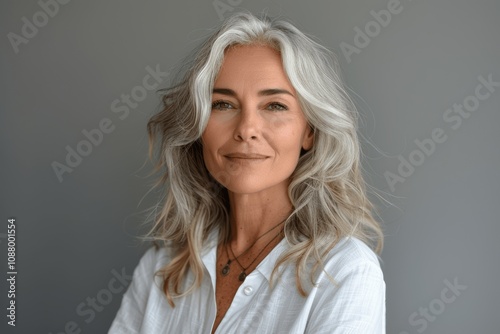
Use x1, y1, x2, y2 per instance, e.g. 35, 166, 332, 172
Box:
116, 244, 176, 297
312, 236, 385, 302
108, 245, 174, 333
304, 237, 386, 332
324, 236, 382, 273
134, 244, 174, 278
135, 229, 219, 280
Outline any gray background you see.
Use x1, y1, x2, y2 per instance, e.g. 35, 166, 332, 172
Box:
1, 0, 499, 333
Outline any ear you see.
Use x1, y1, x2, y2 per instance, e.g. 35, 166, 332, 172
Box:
302, 125, 314, 150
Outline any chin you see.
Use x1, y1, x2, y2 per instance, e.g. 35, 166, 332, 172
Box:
223, 182, 266, 195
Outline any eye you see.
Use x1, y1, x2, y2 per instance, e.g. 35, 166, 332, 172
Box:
211, 100, 233, 111
266, 102, 288, 111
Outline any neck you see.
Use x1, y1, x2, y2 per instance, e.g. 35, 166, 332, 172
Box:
226, 183, 292, 254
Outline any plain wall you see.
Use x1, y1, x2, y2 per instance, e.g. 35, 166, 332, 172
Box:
1, 0, 499, 333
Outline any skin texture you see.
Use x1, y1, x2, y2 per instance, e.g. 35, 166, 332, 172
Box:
201, 44, 314, 332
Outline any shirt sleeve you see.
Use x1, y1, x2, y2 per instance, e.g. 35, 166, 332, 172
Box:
108, 246, 158, 334
305, 258, 386, 334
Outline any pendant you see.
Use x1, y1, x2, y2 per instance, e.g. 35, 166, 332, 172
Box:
238, 271, 247, 282
221, 260, 231, 276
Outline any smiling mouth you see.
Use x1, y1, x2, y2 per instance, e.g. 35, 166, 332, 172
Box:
224, 156, 269, 163
224, 153, 269, 159
225, 156, 268, 160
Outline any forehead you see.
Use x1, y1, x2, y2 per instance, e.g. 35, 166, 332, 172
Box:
214, 44, 295, 93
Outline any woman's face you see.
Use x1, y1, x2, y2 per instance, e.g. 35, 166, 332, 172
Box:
201, 44, 314, 195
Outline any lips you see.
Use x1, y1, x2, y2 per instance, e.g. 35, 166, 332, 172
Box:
224, 153, 269, 159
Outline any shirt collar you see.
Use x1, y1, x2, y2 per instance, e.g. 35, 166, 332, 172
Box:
254, 237, 288, 282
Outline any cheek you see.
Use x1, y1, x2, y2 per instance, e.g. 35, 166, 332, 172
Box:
201, 129, 235, 188
273, 127, 308, 169
201, 136, 215, 166
201, 118, 218, 147
201, 123, 224, 169
277, 126, 305, 150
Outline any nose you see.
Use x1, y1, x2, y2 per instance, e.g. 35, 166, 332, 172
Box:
233, 106, 261, 142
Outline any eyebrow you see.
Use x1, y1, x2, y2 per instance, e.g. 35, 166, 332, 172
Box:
212, 88, 295, 97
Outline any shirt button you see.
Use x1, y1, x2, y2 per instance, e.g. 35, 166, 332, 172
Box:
243, 286, 253, 296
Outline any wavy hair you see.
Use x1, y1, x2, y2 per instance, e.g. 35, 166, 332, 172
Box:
144, 11, 384, 306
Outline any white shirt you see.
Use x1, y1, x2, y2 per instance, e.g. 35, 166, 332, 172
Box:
109, 230, 385, 333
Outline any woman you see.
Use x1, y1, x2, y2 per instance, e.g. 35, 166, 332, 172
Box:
110, 11, 385, 333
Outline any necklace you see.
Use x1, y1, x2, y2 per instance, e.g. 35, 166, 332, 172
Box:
229, 231, 283, 282
220, 218, 286, 278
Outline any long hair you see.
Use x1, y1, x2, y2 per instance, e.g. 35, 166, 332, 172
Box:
144, 11, 384, 306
